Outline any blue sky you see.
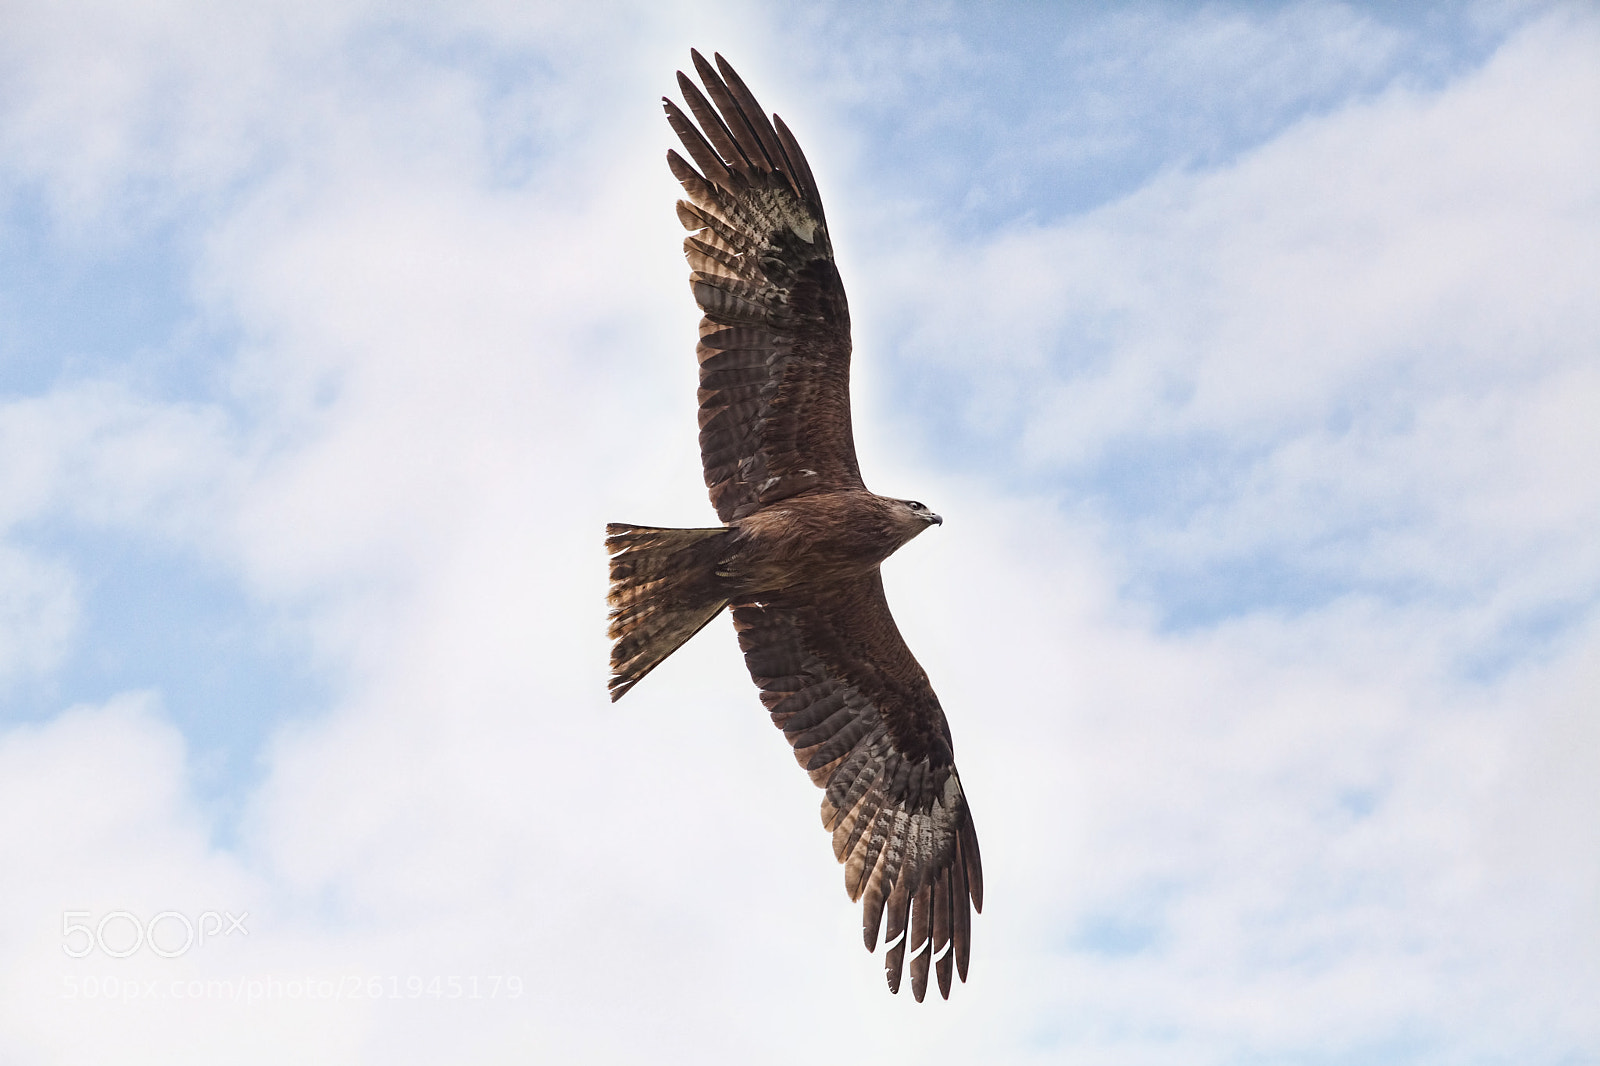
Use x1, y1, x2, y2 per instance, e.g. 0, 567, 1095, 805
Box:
1, 2, 1596, 1063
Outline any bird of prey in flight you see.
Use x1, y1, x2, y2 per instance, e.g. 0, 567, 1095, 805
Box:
606, 50, 981, 1001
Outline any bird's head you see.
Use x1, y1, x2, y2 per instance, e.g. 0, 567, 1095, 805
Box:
900, 498, 943, 533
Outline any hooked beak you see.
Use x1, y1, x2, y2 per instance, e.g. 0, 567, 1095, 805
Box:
927, 512, 943, 526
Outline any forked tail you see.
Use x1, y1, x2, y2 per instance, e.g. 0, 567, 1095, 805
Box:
605, 522, 732, 701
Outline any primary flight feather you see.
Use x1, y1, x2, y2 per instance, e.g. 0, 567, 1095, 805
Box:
606, 50, 982, 1002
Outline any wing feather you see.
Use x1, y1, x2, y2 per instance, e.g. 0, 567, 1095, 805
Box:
883, 871, 912, 994
952, 830, 974, 981
773, 114, 826, 222
933, 865, 954, 998
676, 72, 754, 181
714, 53, 793, 186
663, 107, 734, 192
860, 827, 894, 949
909, 880, 933, 1001
692, 50, 775, 174
667, 51, 862, 522
730, 573, 981, 999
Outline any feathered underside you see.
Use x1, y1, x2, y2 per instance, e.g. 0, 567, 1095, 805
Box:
732, 573, 982, 1001
651, 51, 984, 1002
664, 49, 864, 524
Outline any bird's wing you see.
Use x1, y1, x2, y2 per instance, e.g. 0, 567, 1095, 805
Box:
731, 571, 983, 1001
665, 50, 863, 524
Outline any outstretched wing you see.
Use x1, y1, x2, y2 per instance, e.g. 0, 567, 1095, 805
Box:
665, 50, 863, 523
731, 573, 983, 1001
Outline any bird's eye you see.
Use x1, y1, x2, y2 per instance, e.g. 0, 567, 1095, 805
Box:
908, 501, 925, 511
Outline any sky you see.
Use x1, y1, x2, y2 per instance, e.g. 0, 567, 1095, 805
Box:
1, 0, 1596, 1062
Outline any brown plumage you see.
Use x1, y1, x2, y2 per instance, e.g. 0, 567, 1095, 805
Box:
606, 50, 982, 1002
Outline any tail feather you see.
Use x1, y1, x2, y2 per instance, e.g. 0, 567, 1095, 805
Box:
606, 522, 731, 700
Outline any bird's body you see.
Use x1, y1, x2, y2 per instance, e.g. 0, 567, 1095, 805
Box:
727, 490, 941, 590
606, 51, 981, 1001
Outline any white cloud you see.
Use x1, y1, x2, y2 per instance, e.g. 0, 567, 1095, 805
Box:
0, 381, 243, 688
0, 543, 76, 686
860, 5, 1600, 635
0, 383, 240, 535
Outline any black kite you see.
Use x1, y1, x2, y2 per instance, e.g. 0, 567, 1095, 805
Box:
606, 51, 982, 1001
